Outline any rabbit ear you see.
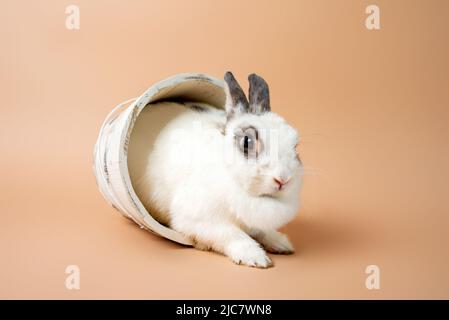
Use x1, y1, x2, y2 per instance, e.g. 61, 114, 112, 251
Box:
248, 73, 271, 113
224, 71, 250, 118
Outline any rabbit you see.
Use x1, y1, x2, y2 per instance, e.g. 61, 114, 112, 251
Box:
129, 72, 303, 268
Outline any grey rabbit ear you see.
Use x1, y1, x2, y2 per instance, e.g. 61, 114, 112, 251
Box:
248, 73, 271, 114
224, 71, 250, 119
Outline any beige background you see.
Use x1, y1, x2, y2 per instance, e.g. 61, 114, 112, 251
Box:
1, 0, 448, 299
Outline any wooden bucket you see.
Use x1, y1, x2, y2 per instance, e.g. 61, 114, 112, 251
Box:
93, 73, 226, 245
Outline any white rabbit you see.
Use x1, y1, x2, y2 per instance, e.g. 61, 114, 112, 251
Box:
129, 72, 303, 268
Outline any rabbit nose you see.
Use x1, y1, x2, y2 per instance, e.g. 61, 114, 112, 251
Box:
273, 177, 290, 190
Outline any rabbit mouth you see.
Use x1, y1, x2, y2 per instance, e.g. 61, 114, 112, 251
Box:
259, 188, 284, 198
259, 193, 275, 198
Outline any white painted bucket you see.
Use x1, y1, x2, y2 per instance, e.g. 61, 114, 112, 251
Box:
93, 73, 226, 245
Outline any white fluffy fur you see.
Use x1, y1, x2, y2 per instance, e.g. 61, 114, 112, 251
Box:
129, 101, 303, 268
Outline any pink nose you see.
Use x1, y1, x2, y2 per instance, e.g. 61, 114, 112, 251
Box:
273, 177, 289, 190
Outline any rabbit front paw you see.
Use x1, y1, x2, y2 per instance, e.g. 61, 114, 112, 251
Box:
226, 240, 273, 268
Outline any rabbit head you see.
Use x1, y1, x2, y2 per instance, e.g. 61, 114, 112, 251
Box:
223, 72, 302, 198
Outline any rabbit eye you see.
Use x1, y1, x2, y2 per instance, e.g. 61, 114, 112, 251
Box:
241, 135, 255, 156
235, 126, 260, 158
